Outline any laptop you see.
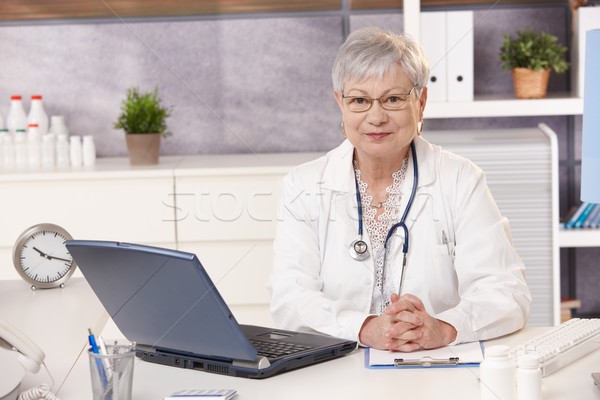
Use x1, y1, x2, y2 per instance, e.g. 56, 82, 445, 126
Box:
66, 240, 357, 379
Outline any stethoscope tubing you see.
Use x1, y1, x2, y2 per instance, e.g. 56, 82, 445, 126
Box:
353, 140, 418, 256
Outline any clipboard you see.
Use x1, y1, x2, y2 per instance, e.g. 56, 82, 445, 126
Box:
364, 341, 484, 369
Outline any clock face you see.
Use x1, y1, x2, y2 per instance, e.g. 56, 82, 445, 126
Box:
13, 224, 77, 289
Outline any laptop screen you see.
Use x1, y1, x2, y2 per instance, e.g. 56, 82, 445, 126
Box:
66, 240, 257, 362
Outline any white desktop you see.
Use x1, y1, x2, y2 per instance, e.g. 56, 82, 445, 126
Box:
1, 278, 599, 400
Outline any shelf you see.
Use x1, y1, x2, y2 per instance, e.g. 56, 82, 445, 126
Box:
425, 93, 583, 119
559, 229, 600, 248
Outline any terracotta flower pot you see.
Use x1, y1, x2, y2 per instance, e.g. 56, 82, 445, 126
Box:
125, 133, 161, 165
512, 67, 551, 99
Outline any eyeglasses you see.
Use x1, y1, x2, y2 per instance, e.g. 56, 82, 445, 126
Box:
341, 86, 417, 112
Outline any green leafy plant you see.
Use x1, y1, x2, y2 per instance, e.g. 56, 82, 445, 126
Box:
114, 87, 172, 136
500, 30, 569, 74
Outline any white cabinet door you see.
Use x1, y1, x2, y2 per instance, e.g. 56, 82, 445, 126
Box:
0, 171, 177, 280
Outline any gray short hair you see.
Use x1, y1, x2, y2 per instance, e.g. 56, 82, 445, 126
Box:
332, 27, 429, 96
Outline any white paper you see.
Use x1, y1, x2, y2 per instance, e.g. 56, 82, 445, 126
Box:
368, 341, 483, 366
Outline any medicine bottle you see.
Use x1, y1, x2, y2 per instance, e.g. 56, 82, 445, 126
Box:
516, 354, 541, 400
82, 135, 96, 166
49, 115, 69, 137
1, 130, 13, 170
480, 345, 515, 400
27, 123, 41, 169
41, 134, 56, 168
28, 95, 49, 136
69, 135, 82, 166
55, 134, 70, 167
7, 95, 28, 136
14, 129, 28, 169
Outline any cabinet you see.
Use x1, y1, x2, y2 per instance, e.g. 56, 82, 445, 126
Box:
0, 158, 181, 281
0, 153, 320, 311
172, 152, 320, 306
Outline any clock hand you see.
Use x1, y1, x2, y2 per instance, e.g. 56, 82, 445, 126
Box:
33, 247, 71, 263
46, 254, 72, 263
33, 247, 48, 257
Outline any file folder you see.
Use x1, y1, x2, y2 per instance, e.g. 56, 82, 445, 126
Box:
420, 11, 447, 103
446, 11, 474, 102
365, 341, 483, 369
572, 7, 600, 98
420, 11, 474, 103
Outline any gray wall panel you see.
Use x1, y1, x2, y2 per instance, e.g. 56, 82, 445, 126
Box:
0, 16, 344, 156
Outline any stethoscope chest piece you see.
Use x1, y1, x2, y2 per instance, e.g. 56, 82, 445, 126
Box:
349, 238, 370, 261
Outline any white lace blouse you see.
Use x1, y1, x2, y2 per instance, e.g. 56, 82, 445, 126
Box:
354, 156, 409, 314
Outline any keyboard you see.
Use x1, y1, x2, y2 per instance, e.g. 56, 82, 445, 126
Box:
511, 318, 600, 376
249, 339, 313, 359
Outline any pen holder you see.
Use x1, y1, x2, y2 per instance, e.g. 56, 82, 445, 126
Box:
88, 341, 135, 400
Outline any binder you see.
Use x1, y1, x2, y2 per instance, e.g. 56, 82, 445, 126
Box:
572, 7, 600, 98
365, 341, 484, 369
575, 203, 596, 228
420, 11, 474, 103
446, 11, 474, 102
584, 204, 600, 228
420, 11, 447, 102
565, 202, 587, 229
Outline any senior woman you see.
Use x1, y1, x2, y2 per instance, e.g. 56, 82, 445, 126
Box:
269, 27, 531, 352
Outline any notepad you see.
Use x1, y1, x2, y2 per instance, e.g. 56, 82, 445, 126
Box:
365, 341, 484, 368
164, 389, 237, 399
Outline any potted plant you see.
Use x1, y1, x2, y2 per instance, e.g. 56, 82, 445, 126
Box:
114, 87, 172, 165
499, 30, 569, 99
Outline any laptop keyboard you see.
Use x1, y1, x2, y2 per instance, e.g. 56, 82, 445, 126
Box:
249, 339, 314, 359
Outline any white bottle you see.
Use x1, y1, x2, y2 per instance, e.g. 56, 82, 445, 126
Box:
49, 115, 69, 137
82, 135, 96, 166
41, 134, 56, 169
0, 129, 5, 167
69, 135, 82, 167
28, 95, 49, 136
55, 133, 70, 167
27, 124, 41, 169
1, 130, 13, 170
516, 354, 541, 400
0, 110, 4, 130
14, 129, 28, 169
480, 345, 515, 400
7, 95, 28, 136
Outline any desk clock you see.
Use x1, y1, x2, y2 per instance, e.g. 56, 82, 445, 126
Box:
12, 223, 77, 290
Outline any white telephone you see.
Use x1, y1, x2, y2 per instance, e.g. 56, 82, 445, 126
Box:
0, 319, 60, 400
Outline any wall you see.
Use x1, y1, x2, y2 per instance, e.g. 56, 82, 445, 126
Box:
0, 3, 597, 315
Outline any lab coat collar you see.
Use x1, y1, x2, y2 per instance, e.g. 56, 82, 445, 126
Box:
412, 135, 436, 188
320, 139, 355, 193
402, 135, 438, 233
320, 136, 437, 193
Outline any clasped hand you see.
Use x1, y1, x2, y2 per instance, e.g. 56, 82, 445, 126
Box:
359, 293, 457, 352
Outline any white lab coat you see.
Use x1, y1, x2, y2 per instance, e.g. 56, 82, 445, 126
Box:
269, 136, 531, 345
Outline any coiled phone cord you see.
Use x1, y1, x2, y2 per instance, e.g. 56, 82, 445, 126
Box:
18, 363, 61, 400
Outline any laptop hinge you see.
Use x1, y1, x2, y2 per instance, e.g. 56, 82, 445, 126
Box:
232, 356, 271, 370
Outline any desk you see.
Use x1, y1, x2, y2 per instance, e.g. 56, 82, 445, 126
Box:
0, 278, 107, 398
2, 278, 600, 400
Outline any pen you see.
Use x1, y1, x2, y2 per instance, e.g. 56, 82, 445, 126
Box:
442, 230, 451, 255
97, 335, 113, 380
88, 328, 109, 388
88, 328, 100, 354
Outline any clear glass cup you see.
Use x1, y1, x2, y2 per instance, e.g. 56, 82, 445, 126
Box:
88, 341, 135, 400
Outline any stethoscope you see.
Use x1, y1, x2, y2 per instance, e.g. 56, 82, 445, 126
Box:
349, 141, 419, 293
